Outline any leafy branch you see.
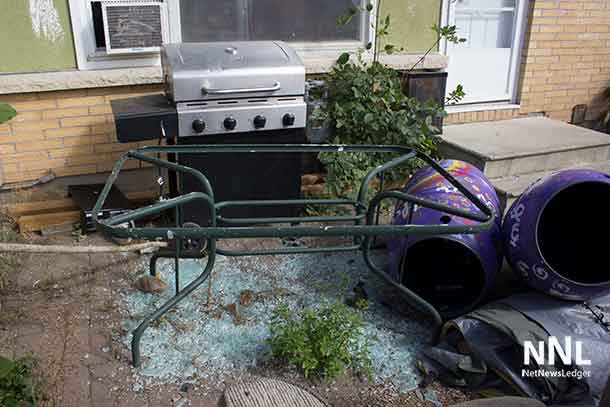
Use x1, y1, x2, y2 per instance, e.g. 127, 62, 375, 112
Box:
337, 4, 467, 104
446, 84, 465, 106
337, 1, 401, 65
338, 3, 465, 72
405, 24, 466, 74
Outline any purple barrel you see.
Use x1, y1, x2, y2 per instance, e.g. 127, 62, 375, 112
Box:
504, 169, 610, 301
388, 159, 503, 318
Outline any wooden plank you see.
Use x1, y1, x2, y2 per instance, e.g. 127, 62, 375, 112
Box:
0, 241, 168, 253
4, 190, 158, 218
5, 198, 77, 217
13, 190, 159, 233
126, 190, 158, 201
18, 211, 81, 233
40, 223, 77, 237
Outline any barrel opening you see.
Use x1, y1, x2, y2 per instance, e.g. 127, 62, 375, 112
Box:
537, 181, 610, 285
402, 238, 486, 316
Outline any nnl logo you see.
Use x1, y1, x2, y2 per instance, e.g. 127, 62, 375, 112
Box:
524, 337, 591, 366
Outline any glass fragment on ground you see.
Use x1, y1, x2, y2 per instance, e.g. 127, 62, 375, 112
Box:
120, 251, 431, 391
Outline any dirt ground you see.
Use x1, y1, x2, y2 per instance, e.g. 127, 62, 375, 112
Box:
0, 229, 475, 407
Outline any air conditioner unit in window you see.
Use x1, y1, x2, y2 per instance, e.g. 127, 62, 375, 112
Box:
101, 0, 168, 54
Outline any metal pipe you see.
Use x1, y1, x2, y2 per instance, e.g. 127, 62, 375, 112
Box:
125, 144, 417, 155
98, 222, 495, 241
131, 240, 216, 367
217, 214, 365, 225
216, 244, 361, 257
362, 239, 443, 338
215, 198, 361, 209
174, 204, 180, 294
101, 192, 214, 227
357, 151, 417, 204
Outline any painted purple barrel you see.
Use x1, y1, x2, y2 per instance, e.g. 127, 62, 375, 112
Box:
504, 169, 610, 301
388, 159, 503, 318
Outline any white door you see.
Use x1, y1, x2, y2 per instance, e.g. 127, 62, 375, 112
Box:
445, 0, 527, 104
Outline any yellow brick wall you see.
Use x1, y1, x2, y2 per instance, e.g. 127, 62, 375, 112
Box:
0, 85, 163, 183
518, 0, 610, 121
445, 108, 523, 125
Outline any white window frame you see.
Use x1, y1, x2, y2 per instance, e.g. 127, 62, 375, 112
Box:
69, 0, 374, 71
439, 0, 530, 104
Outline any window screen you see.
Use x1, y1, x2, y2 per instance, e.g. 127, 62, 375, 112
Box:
179, 0, 363, 43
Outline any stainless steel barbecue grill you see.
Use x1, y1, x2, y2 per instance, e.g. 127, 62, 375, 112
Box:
162, 41, 307, 136
112, 41, 308, 226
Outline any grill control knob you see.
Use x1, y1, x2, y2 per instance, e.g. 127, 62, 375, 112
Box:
224, 117, 237, 131
253, 115, 266, 129
283, 113, 296, 127
192, 119, 206, 133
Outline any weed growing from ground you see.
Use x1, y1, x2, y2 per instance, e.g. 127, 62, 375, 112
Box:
0, 356, 37, 407
267, 302, 371, 380
0, 211, 23, 290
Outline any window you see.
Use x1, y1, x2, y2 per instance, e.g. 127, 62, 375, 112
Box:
69, 0, 371, 70
178, 0, 363, 44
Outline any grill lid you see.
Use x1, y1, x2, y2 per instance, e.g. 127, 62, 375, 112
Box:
162, 41, 305, 103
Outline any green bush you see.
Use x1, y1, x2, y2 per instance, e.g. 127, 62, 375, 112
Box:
314, 55, 445, 199
267, 302, 371, 380
311, 2, 466, 201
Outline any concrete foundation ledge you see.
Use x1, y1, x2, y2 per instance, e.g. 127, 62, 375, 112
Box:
0, 54, 447, 95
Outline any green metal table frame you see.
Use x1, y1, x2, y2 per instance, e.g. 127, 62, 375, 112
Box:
92, 144, 494, 367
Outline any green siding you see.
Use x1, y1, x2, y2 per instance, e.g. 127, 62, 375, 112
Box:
381, 0, 441, 52
0, 0, 76, 74
0, 0, 440, 75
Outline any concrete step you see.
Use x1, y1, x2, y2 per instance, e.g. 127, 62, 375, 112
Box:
493, 159, 610, 212
440, 117, 610, 180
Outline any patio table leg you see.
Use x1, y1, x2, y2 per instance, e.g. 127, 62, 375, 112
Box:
131, 240, 217, 367
149, 253, 163, 276
361, 240, 443, 339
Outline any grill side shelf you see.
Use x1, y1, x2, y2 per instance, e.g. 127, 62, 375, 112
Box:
111, 94, 178, 143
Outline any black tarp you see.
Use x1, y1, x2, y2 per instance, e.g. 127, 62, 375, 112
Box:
421, 293, 610, 406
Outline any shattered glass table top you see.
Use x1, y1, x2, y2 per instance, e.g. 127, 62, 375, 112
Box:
120, 251, 431, 391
